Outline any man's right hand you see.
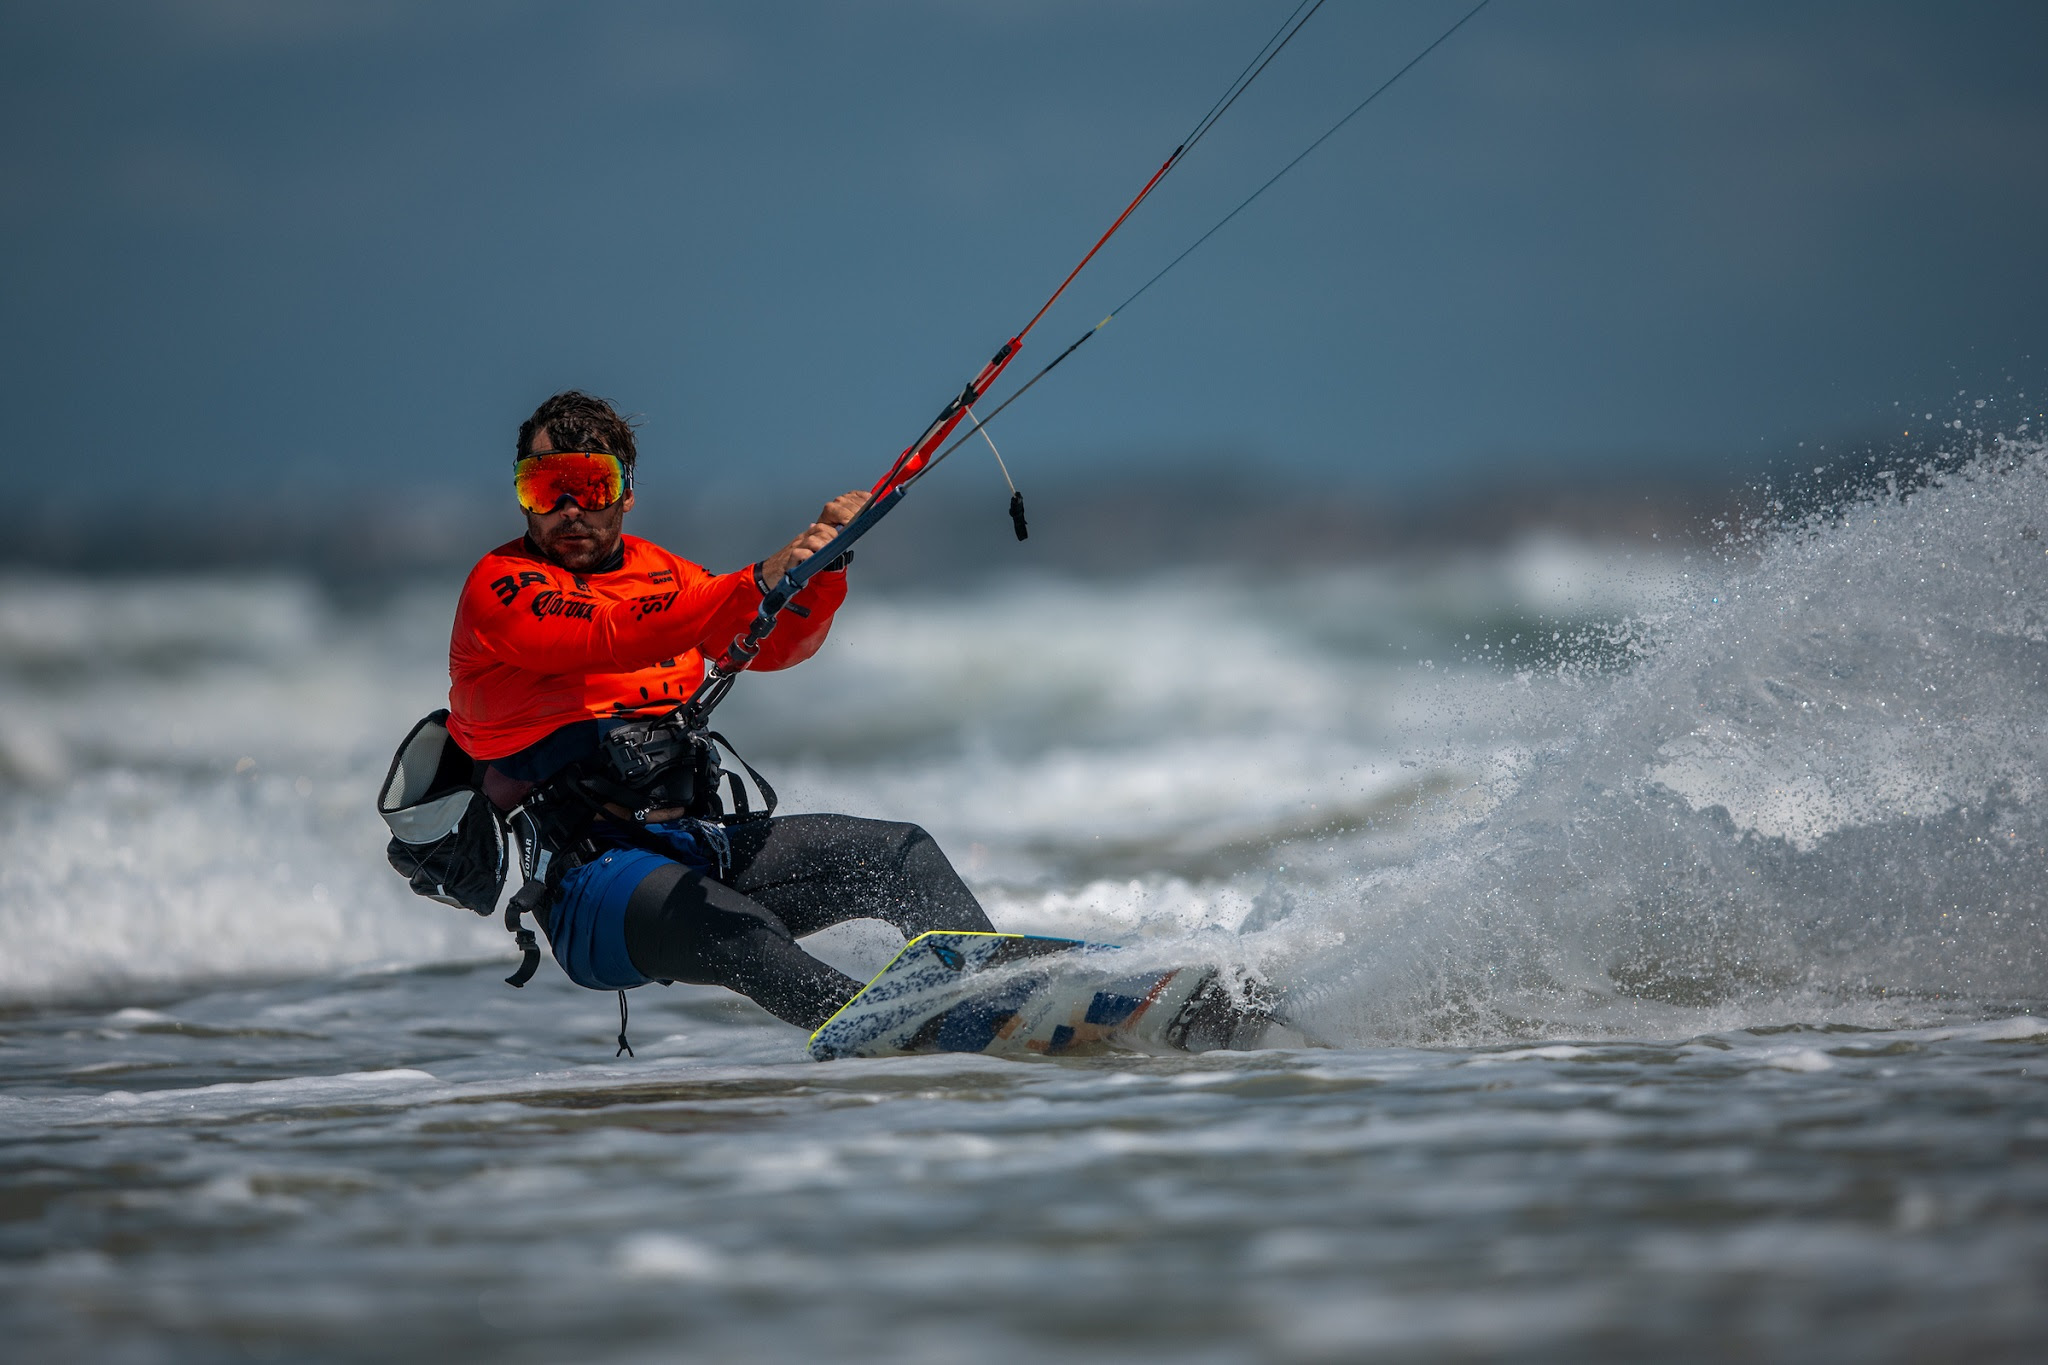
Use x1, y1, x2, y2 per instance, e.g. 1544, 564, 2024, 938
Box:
757, 491, 871, 591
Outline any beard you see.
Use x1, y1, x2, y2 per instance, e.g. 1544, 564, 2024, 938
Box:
527, 510, 623, 571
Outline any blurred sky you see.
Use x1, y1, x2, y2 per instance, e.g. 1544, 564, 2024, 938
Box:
4, 0, 2045, 512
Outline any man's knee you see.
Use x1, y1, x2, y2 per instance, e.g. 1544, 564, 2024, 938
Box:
879, 819, 934, 862
811, 813, 923, 841
791, 813, 933, 872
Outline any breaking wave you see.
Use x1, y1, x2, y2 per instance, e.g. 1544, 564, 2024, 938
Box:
3, 440, 2044, 1038
1280, 436, 2048, 1043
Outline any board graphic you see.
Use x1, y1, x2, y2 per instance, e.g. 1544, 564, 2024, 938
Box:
808, 931, 1269, 1061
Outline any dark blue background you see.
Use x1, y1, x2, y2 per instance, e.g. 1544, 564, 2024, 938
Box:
5, 0, 2044, 514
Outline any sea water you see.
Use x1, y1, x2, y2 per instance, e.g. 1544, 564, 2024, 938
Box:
1, 444, 2045, 1361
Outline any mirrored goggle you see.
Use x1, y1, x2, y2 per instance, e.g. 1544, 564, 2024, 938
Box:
514, 451, 628, 514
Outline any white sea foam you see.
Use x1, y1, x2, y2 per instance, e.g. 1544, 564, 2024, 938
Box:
4, 446, 2045, 1037
614, 1233, 723, 1281
1281, 436, 2048, 1043
0, 546, 1555, 1004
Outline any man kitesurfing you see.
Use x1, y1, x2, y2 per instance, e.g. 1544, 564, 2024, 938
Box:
377, 0, 1491, 1053
431, 390, 998, 1036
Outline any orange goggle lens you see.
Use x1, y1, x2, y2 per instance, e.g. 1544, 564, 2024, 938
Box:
514, 451, 628, 514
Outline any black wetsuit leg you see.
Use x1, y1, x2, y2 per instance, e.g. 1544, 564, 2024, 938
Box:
621, 816, 994, 1030
722, 814, 994, 939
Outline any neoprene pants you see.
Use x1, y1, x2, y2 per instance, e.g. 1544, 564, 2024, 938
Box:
620, 814, 994, 1030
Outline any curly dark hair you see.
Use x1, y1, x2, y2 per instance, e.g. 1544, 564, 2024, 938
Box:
516, 390, 639, 469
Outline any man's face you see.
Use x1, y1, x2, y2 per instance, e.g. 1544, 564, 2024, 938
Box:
521, 427, 633, 572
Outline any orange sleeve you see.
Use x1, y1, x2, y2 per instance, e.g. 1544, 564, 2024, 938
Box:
457, 557, 760, 675
745, 564, 850, 672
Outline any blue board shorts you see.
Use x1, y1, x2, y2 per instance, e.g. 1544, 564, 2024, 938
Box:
546, 821, 725, 991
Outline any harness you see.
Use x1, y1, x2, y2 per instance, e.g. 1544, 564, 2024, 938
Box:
379, 709, 779, 991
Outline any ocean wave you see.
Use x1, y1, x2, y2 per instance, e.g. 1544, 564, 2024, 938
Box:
5, 451, 2042, 1029
1280, 437, 2048, 1044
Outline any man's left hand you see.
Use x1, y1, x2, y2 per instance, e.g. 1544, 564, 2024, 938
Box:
758, 491, 871, 590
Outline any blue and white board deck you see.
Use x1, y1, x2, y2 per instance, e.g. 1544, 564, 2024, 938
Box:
808, 931, 1267, 1061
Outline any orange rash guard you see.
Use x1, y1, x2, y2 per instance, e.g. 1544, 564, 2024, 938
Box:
446, 534, 847, 760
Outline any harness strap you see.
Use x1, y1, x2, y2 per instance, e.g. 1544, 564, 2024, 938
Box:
503, 878, 546, 987
576, 772, 653, 813
499, 805, 562, 988
703, 730, 778, 820
558, 781, 704, 860
497, 730, 779, 1017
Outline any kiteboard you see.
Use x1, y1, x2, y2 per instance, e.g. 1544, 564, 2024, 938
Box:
807, 931, 1270, 1061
